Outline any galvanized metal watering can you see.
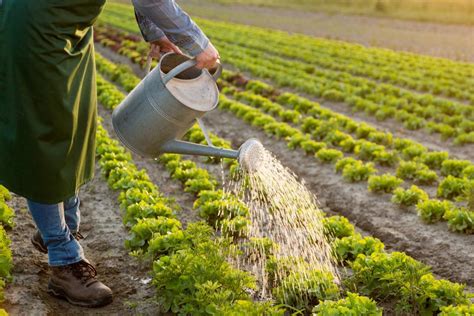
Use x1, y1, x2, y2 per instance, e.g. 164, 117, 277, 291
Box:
112, 52, 262, 165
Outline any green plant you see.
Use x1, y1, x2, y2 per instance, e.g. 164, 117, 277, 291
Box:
347, 251, 468, 314
416, 199, 455, 223
420, 151, 449, 170
342, 161, 376, 182
273, 269, 339, 312
391, 185, 429, 207
322, 216, 355, 240
402, 144, 427, 160
437, 176, 472, 200
316, 149, 344, 163
440, 304, 474, 315
312, 292, 382, 316
334, 157, 357, 173
396, 161, 429, 181
334, 234, 384, 263
125, 217, 182, 250
0, 225, 12, 282
354, 141, 384, 161
0, 186, 11, 202
443, 208, 474, 234
152, 240, 256, 315
415, 169, 438, 185
147, 222, 213, 258
368, 174, 403, 193
0, 203, 14, 228
462, 166, 474, 180
441, 160, 472, 178
301, 140, 327, 155
123, 201, 174, 227
454, 132, 474, 145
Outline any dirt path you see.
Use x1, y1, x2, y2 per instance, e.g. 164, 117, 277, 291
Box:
181, 0, 474, 62
3, 165, 159, 315
202, 109, 474, 288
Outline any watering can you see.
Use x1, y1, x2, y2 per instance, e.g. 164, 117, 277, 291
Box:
112, 52, 262, 166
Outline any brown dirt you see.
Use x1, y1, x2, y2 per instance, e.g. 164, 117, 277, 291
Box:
3, 166, 160, 315
201, 108, 474, 289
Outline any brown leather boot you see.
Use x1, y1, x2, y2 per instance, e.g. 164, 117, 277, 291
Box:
48, 260, 113, 307
31, 230, 84, 254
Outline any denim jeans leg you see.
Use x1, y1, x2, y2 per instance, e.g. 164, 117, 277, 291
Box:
27, 199, 84, 266
63, 195, 80, 234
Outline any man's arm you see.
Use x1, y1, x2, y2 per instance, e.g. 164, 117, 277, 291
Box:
134, 10, 165, 43
132, 0, 209, 57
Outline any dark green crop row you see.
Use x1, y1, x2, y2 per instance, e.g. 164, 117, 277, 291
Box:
95, 53, 473, 315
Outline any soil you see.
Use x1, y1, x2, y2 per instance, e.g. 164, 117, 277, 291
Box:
2, 166, 160, 315
201, 108, 474, 290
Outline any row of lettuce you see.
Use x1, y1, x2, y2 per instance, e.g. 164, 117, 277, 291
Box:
96, 11, 474, 146
102, 2, 474, 104
95, 52, 473, 315
94, 45, 474, 236
0, 185, 14, 315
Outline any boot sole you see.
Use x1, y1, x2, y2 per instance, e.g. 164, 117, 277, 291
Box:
31, 236, 48, 254
48, 281, 113, 308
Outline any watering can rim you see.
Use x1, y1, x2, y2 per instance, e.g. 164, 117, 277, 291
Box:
156, 52, 222, 113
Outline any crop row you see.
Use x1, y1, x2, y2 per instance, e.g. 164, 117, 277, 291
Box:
95, 77, 291, 313
94, 49, 474, 235
218, 92, 474, 234
94, 25, 474, 146
195, 21, 474, 104
96, 69, 385, 314
95, 53, 473, 314
0, 185, 13, 315
102, 3, 474, 104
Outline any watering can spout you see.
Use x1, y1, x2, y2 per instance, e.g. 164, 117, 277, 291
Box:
161, 139, 240, 159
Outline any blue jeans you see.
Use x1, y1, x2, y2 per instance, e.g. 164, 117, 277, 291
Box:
27, 195, 84, 266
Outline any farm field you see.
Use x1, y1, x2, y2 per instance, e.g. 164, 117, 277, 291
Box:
2, 1, 474, 315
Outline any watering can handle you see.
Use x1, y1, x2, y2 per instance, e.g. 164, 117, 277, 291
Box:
162, 56, 223, 84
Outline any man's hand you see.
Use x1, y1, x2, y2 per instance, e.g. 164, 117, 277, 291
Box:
149, 36, 183, 59
196, 42, 220, 70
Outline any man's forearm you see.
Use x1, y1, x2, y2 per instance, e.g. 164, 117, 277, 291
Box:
135, 10, 165, 43
132, 0, 209, 56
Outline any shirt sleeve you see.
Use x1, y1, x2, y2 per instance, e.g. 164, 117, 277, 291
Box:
132, 0, 210, 56
134, 10, 165, 43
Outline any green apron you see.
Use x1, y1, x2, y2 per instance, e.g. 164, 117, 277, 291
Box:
0, 0, 105, 203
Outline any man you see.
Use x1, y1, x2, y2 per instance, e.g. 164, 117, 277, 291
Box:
0, 0, 218, 307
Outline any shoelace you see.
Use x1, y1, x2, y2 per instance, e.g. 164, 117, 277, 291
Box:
70, 261, 97, 283
74, 231, 84, 240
